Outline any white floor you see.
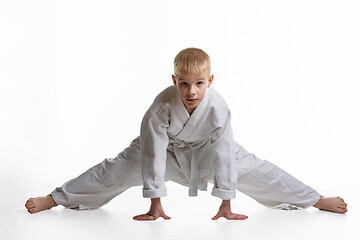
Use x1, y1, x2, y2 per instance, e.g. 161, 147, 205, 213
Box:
1, 175, 358, 240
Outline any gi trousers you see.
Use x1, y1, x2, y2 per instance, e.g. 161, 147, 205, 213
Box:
51, 137, 320, 210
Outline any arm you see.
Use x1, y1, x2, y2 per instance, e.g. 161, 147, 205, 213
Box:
134, 105, 171, 220
210, 111, 248, 220
140, 106, 169, 198
210, 111, 237, 200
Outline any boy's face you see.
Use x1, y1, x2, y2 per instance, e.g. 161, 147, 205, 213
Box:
172, 69, 213, 115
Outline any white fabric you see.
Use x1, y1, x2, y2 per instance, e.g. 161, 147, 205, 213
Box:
51, 86, 321, 210
140, 86, 237, 199
273, 203, 301, 210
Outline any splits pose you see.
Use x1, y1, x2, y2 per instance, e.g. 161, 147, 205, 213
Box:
26, 48, 347, 220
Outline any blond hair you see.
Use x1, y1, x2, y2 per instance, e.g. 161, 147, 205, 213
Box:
173, 48, 211, 77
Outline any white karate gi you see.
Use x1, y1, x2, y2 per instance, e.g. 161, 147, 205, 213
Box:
51, 86, 320, 210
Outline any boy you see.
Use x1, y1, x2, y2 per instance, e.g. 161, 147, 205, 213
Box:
25, 48, 347, 220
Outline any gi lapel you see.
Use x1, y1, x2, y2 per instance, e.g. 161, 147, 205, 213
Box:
175, 89, 209, 141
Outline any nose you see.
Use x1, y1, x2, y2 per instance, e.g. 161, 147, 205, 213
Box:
188, 85, 196, 95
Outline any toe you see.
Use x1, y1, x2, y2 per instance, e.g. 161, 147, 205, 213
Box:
337, 207, 347, 214
340, 203, 347, 208
26, 202, 35, 209
25, 199, 35, 207
28, 208, 36, 214
339, 206, 346, 211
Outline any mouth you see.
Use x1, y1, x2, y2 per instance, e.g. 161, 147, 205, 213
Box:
186, 98, 198, 102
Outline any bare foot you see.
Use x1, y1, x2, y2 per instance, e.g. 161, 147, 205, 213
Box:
25, 194, 58, 214
313, 196, 347, 214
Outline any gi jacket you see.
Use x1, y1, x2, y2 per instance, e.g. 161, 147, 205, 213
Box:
140, 86, 237, 200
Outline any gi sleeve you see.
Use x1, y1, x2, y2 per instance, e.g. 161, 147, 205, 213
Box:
210, 111, 237, 200
140, 105, 170, 198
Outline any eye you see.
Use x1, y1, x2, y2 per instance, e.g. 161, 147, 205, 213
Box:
180, 82, 188, 86
196, 81, 204, 85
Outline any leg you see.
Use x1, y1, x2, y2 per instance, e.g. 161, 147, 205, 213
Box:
235, 144, 321, 209
26, 137, 143, 214
235, 144, 348, 213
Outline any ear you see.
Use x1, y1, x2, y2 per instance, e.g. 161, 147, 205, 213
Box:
207, 74, 214, 88
172, 75, 177, 87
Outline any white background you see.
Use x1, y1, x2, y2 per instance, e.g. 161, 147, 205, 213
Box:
1, 0, 359, 239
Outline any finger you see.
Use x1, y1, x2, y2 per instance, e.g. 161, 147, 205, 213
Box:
226, 214, 248, 220
134, 214, 151, 220
212, 214, 221, 220
133, 216, 156, 221
133, 214, 157, 221
161, 214, 171, 220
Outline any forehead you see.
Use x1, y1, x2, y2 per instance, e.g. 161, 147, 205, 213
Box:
178, 71, 207, 81
177, 63, 209, 80
176, 60, 209, 75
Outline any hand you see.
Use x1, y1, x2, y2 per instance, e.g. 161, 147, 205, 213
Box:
133, 198, 171, 221
212, 200, 248, 220
133, 212, 171, 221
